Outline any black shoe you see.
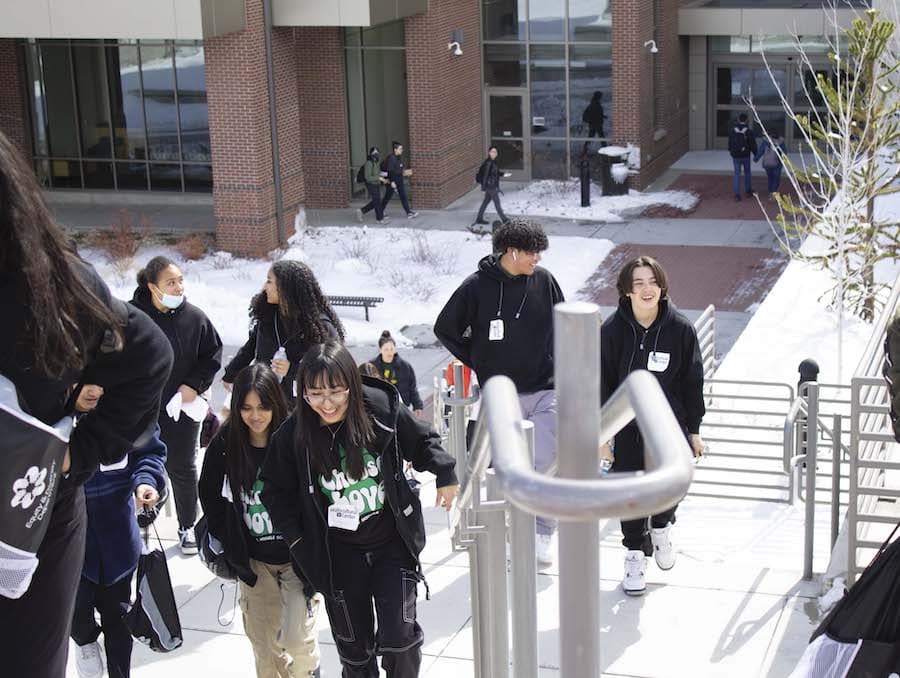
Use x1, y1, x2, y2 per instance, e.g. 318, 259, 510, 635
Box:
734, 195, 741, 202
746, 190, 755, 197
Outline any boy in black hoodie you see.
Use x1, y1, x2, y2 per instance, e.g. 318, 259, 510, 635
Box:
434, 220, 564, 564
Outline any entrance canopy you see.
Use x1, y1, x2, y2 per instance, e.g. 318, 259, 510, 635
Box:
679, 1, 862, 36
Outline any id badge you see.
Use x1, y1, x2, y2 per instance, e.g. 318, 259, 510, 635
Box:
647, 351, 670, 372
489, 318, 505, 341
328, 502, 360, 531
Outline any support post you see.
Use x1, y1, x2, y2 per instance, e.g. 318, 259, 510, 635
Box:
510, 422, 538, 678
484, 472, 509, 678
804, 382, 819, 580
831, 414, 842, 550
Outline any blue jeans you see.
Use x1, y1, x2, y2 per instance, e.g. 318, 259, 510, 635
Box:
732, 157, 752, 196
765, 165, 782, 194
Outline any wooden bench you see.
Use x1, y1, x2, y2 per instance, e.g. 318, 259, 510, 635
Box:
327, 295, 384, 321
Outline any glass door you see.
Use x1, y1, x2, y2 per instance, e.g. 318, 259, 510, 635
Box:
485, 90, 529, 180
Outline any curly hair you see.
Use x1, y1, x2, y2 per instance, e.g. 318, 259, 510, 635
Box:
249, 260, 345, 343
492, 219, 549, 255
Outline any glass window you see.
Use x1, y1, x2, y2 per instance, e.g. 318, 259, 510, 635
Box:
50, 159, 82, 188
183, 164, 213, 192
83, 161, 115, 189
489, 95, 523, 138
717, 67, 784, 106
483, 0, 526, 41
569, 0, 611, 42
484, 44, 527, 87
40, 44, 80, 158
175, 44, 210, 162
529, 0, 566, 42
140, 44, 179, 162
361, 21, 405, 48
108, 45, 147, 160
531, 138, 567, 180
710, 36, 751, 53
491, 139, 525, 171
752, 111, 786, 138
570, 139, 603, 178
72, 43, 113, 160
795, 67, 833, 108
530, 45, 566, 137
150, 163, 182, 191
115, 162, 148, 190
569, 44, 612, 138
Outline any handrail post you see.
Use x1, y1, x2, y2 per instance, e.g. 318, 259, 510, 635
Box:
451, 362, 468, 471
484, 471, 509, 678
510, 421, 538, 678
831, 413, 842, 550
555, 302, 602, 677
803, 382, 819, 580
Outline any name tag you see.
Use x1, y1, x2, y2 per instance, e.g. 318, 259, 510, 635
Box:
648, 351, 670, 372
328, 502, 360, 531
489, 319, 505, 341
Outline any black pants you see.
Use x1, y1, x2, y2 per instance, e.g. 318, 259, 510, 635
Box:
361, 183, 385, 221
381, 179, 412, 215
0, 480, 86, 678
476, 189, 507, 223
324, 536, 423, 677
157, 413, 200, 529
612, 425, 680, 554
71, 573, 134, 678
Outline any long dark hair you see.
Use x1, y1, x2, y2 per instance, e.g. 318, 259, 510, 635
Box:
0, 132, 123, 377
248, 260, 344, 344
224, 364, 290, 494
295, 341, 373, 482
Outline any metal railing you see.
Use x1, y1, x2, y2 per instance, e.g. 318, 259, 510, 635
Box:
694, 304, 717, 381
450, 302, 695, 678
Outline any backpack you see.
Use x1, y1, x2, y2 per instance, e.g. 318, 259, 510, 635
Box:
380, 157, 389, 173
475, 162, 485, 185
728, 127, 749, 157
355, 163, 367, 184
761, 146, 780, 168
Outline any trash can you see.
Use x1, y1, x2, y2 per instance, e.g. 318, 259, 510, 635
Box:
598, 146, 631, 196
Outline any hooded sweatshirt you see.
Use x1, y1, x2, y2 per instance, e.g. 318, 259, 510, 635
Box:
434, 254, 564, 394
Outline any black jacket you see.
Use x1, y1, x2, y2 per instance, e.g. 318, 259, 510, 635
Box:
600, 298, 705, 435
477, 158, 501, 192
260, 377, 457, 595
369, 354, 424, 410
130, 288, 222, 407
434, 254, 564, 394
385, 154, 405, 183
0, 260, 173, 484
223, 305, 339, 400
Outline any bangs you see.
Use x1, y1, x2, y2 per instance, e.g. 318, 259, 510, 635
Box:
303, 354, 349, 392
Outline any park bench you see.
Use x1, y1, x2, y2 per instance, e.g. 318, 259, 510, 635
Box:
327, 295, 383, 321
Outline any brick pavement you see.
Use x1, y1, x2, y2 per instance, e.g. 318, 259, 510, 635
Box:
643, 172, 798, 220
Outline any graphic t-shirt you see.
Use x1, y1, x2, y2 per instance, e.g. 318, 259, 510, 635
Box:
241, 447, 289, 564
381, 363, 398, 387
318, 444, 395, 547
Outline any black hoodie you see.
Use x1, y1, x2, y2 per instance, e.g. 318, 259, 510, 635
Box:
260, 377, 457, 595
131, 287, 223, 408
600, 297, 705, 435
369, 353, 424, 411
434, 254, 564, 394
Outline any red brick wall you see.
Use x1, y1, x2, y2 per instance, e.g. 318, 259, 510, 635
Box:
612, 0, 688, 188
295, 27, 349, 209
0, 39, 28, 155
405, 0, 483, 208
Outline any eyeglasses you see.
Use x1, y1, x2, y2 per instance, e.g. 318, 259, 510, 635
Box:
303, 389, 350, 407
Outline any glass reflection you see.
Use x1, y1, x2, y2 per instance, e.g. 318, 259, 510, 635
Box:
569, 44, 612, 138
530, 45, 566, 137
483, 0, 526, 41
569, 0, 612, 42
175, 45, 210, 162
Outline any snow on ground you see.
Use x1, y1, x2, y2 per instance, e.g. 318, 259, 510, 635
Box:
82, 227, 615, 347
502, 179, 698, 222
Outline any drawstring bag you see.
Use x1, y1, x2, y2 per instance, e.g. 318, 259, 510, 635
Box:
0, 375, 72, 599
123, 512, 183, 652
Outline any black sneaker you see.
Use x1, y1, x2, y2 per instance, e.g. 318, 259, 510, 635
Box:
406, 211, 419, 219
179, 526, 198, 556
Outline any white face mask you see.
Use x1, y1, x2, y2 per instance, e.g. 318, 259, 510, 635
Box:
152, 286, 184, 310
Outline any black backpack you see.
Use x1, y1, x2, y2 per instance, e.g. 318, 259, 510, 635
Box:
728, 127, 749, 157
355, 163, 367, 184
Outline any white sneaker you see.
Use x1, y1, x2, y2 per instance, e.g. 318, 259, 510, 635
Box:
535, 533, 554, 565
355, 208, 363, 222
623, 550, 647, 596
650, 523, 676, 570
179, 526, 198, 556
75, 641, 104, 678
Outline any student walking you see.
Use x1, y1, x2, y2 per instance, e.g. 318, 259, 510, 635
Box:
728, 113, 757, 201
367, 330, 424, 416
380, 141, 417, 219
357, 146, 390, 224
435, 220, 563, 564
131, 256, 223, 556
754, 132, 787, 196
599, 256, 705, 596
582, 91, 607, 138
223, 260, 344, 403
70, 385, 166, 678
261, 341, 458, 677
474, 146, 511, 226
199, 364, 321, 677
0, 130, 172, 678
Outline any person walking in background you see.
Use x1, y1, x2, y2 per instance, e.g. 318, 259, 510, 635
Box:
435, 220, 564, 565
754, 132, 787, 197
599, 256, 705, 597
728, 113, 757, 202
261, 342, 458, 677
70, 385, 166, 678
356, 146, 390, 224
0, 130, 172, 678
223, 260, 344, 403
200, 364, 321, 677
582, 91, 607, 139
131, 256, 223, 556
368, 330, 424, 417
474, 146, 512, 227
381, 141, 417, 219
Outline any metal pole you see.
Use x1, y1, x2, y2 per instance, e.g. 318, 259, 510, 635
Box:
555, 302, 602, 678
831, 414, 842, 550
484, 472, 509, 678
262, 0, 285, 244
510, 422, 538, 678
475, 521, 494, 674
468, 539, 484, 678
452, 362, 468, 471
803, 382, 819, 580
848, 380, 860, 584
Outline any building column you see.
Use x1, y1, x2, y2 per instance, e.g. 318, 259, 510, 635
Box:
404, 0, 483, 208
0, 39, 28, 156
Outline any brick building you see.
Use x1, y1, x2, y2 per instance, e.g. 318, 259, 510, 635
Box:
0, 0, 862, 255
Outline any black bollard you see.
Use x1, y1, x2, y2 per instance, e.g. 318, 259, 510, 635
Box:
580, 158, 591, 207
